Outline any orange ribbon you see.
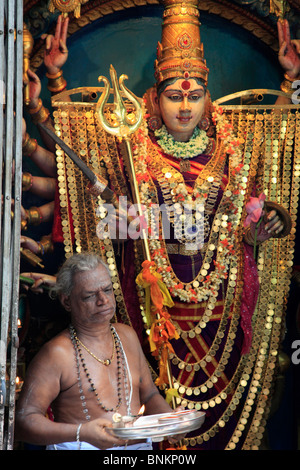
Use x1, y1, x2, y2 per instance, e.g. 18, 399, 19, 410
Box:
136, 260, 179, 386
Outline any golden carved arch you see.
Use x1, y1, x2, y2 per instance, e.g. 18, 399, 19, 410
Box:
28, 0, 280, 71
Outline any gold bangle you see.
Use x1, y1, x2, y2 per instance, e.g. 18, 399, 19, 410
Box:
26, 206, 43, 226
31, 105, 50, 124
46, 69, 67, 93
22, 172, 33, 191
284, 72, 294, 82
284, 72, 300, 82
46, 70, 63, 80
280, 80, 292, 94
27, 98, 43, 115
37, 235, 54, 256
47, 76, 67, 93
21, 219, 28, 231
22, 133, 38, 156
281, 73, 300, 94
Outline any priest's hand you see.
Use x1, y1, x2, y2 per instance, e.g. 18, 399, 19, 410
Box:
80, 418, 126, 449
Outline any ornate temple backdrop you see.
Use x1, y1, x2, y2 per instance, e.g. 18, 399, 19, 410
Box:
25, 0, 300, 106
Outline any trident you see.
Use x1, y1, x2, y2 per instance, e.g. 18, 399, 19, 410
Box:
96, 65, 150, 261
96, 66, 179, 411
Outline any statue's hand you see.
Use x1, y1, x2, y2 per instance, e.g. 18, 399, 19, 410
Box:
278, 19, 300, 78
244, 199, 291, 247
20, 236, 41, 255
42, 14, 69, 75
25, 69, 41, 108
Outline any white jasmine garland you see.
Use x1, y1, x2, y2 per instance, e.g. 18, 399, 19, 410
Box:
154, 125, 209, 159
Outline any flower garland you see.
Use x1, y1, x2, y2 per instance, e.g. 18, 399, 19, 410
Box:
154, 124, 209, 159
132, 104, 247, 303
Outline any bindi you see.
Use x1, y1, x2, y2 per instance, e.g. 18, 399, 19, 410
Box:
181, 80, 191, 91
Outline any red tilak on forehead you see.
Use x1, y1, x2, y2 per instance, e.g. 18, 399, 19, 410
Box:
181, 80, 191, 90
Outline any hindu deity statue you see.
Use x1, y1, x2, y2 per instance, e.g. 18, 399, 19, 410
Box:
22, 0, 300, 450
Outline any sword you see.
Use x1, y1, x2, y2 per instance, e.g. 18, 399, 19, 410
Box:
38, 122, 116, 203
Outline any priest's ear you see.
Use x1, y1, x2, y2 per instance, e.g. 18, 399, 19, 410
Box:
60, 294, 71, 312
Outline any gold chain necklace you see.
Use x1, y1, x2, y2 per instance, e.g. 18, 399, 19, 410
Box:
73, 328, 116, 366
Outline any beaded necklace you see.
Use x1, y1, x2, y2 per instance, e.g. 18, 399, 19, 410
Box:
69, 325, 132, 418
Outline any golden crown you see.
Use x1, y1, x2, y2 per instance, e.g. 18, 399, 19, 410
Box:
154, 0, 209, 85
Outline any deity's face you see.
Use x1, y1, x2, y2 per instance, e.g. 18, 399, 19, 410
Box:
158, 78, 206, 142
60, 263, 116, 328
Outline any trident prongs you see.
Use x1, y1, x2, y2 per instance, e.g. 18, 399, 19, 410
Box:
95, 65, 150, 261
96, 64, 143, 139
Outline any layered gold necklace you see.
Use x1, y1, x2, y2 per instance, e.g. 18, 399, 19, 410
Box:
147, 138, 225, 241
131, 108, 247, 304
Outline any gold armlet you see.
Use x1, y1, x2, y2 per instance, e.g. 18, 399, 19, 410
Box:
22, 133, 38, 156
26, 206, 43, 226
22, 172, 33, 191
46, 70, 67, 94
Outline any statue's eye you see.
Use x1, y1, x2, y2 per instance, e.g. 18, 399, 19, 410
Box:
168, 94, 182, 102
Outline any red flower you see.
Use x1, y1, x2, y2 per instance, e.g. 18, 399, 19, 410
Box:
175, 283, 183, 289
175, 194, 185, 202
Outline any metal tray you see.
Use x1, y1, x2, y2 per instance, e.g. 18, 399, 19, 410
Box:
106, 410, 205, 440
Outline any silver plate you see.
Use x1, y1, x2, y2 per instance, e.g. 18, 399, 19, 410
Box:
106, 411, 205, 440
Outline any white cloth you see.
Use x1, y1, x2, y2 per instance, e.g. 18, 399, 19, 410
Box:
46, 439, 152, 450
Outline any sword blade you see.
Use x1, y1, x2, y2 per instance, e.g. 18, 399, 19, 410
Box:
38, 122, 97, 184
